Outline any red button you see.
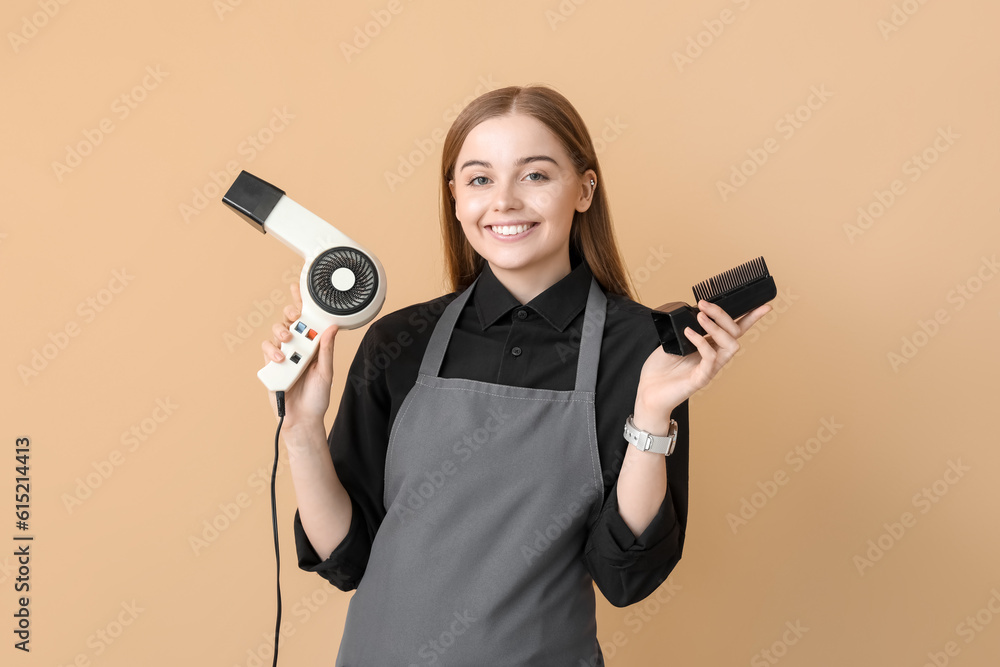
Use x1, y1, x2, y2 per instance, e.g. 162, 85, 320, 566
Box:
307, 329, 317, 340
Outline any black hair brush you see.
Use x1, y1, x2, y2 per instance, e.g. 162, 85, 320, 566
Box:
651, 256, 777, 356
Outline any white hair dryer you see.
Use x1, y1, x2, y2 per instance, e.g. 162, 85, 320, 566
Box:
222, 170, 386, 392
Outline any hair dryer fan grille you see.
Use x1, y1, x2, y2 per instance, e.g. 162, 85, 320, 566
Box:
308, 246, 379, 315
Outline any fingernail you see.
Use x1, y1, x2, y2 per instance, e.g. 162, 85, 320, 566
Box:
274, 353, 283, 361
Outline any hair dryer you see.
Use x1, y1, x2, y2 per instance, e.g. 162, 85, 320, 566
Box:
222, 170, 387, 392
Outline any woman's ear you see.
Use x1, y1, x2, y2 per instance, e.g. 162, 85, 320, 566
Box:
576, 169, 598, 213
448, 179, 456, 201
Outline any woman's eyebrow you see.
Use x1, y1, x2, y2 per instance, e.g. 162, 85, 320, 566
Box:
459, 155, 559, 172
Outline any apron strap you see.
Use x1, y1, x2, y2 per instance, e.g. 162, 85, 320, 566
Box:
419, 274, 481, 378
574, 276, 606, 394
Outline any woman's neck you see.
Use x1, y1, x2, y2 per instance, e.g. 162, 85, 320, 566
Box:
488, 247, 573, 305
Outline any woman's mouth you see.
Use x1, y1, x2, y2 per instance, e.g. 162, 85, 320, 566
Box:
486, 222, 539, 241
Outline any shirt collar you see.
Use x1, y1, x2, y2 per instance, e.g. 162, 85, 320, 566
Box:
473, 246, 594, 333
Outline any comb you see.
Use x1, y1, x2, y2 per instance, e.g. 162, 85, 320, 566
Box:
650, 256, 777, 356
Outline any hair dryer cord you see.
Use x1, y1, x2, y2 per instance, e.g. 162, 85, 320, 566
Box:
270, 391, 285, 667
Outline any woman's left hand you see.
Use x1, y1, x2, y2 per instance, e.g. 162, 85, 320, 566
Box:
635, 300, 773, 422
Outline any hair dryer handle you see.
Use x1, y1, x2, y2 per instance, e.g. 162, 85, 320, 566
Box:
257, 316, 326, 393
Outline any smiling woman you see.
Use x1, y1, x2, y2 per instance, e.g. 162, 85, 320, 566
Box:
438, 85, 635, 307
269, 83, 772, 667
447, 112, 599, 304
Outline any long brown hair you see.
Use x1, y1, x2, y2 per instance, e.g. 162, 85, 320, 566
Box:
439, 84, 637, 301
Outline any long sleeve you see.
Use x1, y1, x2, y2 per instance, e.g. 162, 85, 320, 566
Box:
293, 497, 369, 590
584, 399, 689, 607
291, 323, 393, 591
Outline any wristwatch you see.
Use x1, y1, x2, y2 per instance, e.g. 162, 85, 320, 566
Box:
623, 413, 678, 456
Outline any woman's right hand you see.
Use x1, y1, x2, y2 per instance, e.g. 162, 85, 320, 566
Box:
261, 281, 340, 431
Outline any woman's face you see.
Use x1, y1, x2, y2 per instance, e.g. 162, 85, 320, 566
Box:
449, 113, 595, 278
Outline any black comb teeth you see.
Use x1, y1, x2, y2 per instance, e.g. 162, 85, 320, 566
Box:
693, 256, 770, 302
650, 256, 777, 356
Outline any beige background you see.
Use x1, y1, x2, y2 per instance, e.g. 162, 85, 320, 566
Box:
3, 0, 999, 664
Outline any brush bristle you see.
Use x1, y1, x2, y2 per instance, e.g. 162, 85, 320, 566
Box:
692, 256, 770, 303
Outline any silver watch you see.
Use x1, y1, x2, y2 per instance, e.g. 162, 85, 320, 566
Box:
623, 413, 678, 456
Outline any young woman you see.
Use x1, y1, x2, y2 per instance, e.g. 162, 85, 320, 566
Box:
262, 84, 771, 665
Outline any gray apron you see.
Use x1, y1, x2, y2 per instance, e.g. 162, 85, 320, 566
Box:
336, 273, 608, 666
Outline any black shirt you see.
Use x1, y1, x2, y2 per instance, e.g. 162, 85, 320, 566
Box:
293, 245, 689, 608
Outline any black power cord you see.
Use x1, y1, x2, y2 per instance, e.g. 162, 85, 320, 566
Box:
271, 390, 286, 667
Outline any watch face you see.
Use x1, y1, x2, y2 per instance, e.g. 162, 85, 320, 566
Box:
667, 419, 679, 454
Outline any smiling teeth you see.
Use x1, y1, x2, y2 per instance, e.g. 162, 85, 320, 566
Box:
490, 223, 534, 236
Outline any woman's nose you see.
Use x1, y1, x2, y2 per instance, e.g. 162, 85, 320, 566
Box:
492, 180, 521, 211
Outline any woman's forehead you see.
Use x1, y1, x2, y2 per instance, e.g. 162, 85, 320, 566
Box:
458, 114, 566, 167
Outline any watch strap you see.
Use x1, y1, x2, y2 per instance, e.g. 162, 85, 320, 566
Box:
623, 413, 678, 456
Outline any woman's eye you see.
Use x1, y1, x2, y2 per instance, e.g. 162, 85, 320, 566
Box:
466, 172, 547, 187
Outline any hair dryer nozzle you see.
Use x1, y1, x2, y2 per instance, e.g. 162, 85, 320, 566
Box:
222, 171, 286, 233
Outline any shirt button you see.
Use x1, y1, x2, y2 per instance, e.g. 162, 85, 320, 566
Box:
511, 346, 522, 357
516, 309, 527, 320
